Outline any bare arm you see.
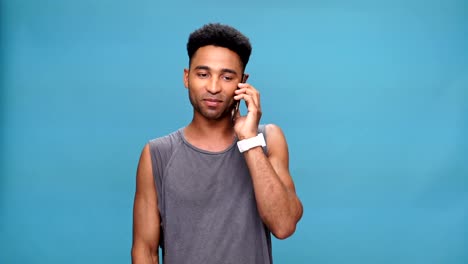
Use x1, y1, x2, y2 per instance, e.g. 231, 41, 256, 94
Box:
242, 124, 303, 239
233, 82, 303, 239
131, 144, 160, 264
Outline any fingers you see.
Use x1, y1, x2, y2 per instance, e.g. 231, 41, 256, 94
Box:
234, 83, 261, 111
236, 83, 258, 96
234, 93, 257, 112
232, 83, 262, 137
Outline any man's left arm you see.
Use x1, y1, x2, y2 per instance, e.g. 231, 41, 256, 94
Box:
242, 124, 303, 239
234, 83, 303, 239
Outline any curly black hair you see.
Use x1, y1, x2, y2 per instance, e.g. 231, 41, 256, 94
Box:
187, 23, 252, 69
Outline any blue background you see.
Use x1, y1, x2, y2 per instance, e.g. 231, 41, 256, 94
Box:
1, 0, 467, 263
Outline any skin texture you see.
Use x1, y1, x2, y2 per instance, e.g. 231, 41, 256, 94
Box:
132, 144, 160, 264
131, 45, 303, 263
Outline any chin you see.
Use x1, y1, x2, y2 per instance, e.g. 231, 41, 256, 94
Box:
201, 110, 229, 121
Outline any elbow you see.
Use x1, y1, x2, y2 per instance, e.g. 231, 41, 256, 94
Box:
271, 222, 297, 240
270, 216, 297, 240
131, 247, 138, 263
270, 203, 303, 240
131, 246, 142, 262
131, 243, 158, 263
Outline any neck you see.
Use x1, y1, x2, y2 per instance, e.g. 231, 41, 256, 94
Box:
184, 114, 236, 152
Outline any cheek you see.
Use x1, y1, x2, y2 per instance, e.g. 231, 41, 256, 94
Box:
188, 88, 198, 99
229, 86, 238, 97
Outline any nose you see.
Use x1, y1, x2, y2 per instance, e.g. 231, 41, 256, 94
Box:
206, 78, 221, 94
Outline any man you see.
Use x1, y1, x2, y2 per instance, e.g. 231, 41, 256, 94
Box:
131, 23, 303, 264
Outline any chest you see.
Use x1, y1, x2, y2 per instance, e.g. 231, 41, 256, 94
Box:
162, 146, 253, 206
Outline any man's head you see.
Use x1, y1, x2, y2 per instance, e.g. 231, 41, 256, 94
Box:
187, 23, 252, 70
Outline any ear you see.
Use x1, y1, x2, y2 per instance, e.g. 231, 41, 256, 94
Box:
242, 73, 250, 83
183, 68, 189, 88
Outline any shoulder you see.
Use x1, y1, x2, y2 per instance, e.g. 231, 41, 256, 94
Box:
148, 128, 184, 150
262, 124, 288, 156
149, 128, 182, 144
146, 128, 186, 166
262, 123, 286, 140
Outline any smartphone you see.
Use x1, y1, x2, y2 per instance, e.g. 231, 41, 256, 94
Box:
232, 74, 246, 121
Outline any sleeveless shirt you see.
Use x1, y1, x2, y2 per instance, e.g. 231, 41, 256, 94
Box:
148, 125, 272, 264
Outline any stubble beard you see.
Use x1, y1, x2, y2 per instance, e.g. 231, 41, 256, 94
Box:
188, 90, 235, 121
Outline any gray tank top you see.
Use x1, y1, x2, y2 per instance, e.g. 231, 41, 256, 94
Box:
148, 125, 272, 264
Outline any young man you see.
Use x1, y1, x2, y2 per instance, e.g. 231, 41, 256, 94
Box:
132, 23, 303, 264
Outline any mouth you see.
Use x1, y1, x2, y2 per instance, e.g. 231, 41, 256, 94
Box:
203, 98, 223, 107
204, 98, 222, 102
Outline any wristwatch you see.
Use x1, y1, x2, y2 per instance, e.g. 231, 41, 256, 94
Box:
237, 133, 266, 153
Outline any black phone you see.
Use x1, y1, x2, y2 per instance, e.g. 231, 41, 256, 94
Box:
232, 74, 246, 121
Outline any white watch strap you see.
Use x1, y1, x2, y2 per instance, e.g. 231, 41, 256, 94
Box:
237, 133, 266, 153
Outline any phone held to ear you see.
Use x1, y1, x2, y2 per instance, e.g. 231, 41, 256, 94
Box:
232, 74, 246, 121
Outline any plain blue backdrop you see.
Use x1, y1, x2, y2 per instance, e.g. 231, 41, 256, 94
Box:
1, 0, 467, 263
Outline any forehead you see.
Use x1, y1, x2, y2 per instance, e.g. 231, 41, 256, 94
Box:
190, 45, 243, 71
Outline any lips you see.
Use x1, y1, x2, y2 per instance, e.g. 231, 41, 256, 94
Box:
203, 97, 223, 107
204, 98, 222, 102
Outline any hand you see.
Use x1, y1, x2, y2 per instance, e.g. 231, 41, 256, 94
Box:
233, 83, 262, 140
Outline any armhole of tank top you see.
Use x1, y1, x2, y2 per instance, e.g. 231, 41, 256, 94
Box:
259, 124, 268, 155
148, 138, 169, 254
147, 140, 160, 183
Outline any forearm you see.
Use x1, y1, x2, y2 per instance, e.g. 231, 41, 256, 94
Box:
243, 146, 302, 239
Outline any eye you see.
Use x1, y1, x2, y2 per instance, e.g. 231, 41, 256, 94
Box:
197, 72, 209, 78
222, 75, 234, 81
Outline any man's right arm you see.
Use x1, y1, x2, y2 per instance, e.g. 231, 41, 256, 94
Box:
131, 144, 160, 264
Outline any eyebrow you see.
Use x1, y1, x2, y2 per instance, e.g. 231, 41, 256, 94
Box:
194, 65, 238, 75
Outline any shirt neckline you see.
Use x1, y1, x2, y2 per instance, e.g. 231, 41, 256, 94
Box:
177, 127, 238, 155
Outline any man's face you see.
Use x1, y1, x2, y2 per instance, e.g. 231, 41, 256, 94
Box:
184, 45, 244, 121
